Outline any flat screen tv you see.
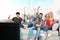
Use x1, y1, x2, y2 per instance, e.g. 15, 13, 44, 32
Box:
0, 22, 20, 40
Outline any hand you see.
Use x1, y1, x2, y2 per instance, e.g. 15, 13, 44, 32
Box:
8, 15, 12, 22
36, 24, 41, 28
36, 6, 40, 13
23, 24, 28, 29
59, 20, 60, 23
33, 8, 37, 15
37, 6, 40, 9
8, 15, 11, 19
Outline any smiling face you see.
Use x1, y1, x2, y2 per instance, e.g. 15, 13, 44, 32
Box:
16, 14, 20, 18
16, 12, 20, 18
39, 13, 43, 19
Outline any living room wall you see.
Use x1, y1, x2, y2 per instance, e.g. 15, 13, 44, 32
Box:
0, 0, 60, 20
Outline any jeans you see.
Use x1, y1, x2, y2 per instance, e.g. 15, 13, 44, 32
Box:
20, 24, 24, 28
28, 23, 33, 28
20, 23, 33, 28
29, 26, 40, 39
42, 26, 51, 32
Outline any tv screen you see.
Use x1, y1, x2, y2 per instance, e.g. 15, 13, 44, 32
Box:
0, 23, 20, 40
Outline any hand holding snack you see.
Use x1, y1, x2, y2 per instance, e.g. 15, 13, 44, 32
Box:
36, 23, 41, 28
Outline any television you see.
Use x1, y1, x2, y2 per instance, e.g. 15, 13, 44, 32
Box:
0, 22, 20, 40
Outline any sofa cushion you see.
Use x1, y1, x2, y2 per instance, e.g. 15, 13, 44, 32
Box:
47, 36, 59, 40
48, 30, 58, 36
52, 23, 59, 31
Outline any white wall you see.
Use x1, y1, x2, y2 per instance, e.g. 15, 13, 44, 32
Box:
0, 0, 24, 20
53, 0, 60, 19
0, 0, 60, 20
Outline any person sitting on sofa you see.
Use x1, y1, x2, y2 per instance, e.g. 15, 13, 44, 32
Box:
42, 11, 54, 37
8, 12, 22, 24
29, 13, 44, 40
24, 13, 33, 28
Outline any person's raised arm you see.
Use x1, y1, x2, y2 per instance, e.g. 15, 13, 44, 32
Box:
36, 6, 40, 13
8, 15, 13, 22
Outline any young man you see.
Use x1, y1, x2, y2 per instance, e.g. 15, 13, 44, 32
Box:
8, 12, 22, 24
29, 13, 44, 40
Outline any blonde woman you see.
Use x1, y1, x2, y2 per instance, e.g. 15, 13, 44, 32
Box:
42, 12, 54, 37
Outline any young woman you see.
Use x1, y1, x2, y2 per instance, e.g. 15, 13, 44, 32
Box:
24, 14, 33, 28
42, 12, 54, 37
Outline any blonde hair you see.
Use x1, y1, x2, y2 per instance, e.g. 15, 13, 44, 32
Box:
27, 13, 32, 19
49, 11, 53, 18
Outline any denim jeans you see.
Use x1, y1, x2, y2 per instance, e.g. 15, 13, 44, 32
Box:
29, 26, 40, 39
20, 23, 33, 28
42, 26, 51, 32
20, 24, 24, 28
28, 23, 33, 28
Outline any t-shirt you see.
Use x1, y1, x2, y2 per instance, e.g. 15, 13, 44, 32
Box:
45, 18, 54, 27
12, 17, 22, 24
35, 19, 44, 26
32, 13, 39, 21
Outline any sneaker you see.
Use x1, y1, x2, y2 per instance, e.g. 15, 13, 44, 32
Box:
41, 33, 45, 36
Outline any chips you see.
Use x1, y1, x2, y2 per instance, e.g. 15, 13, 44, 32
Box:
36, 24, 41, 28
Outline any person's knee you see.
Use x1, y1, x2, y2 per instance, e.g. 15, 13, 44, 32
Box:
29, 27, 34, 31
37, 28, 40, 30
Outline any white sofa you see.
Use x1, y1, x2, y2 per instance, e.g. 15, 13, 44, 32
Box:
20, 23, 59, 40
20, 28, 59, 40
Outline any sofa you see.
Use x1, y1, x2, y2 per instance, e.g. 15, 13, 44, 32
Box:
20, 19, 60, 40
0, 19, 59, 40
